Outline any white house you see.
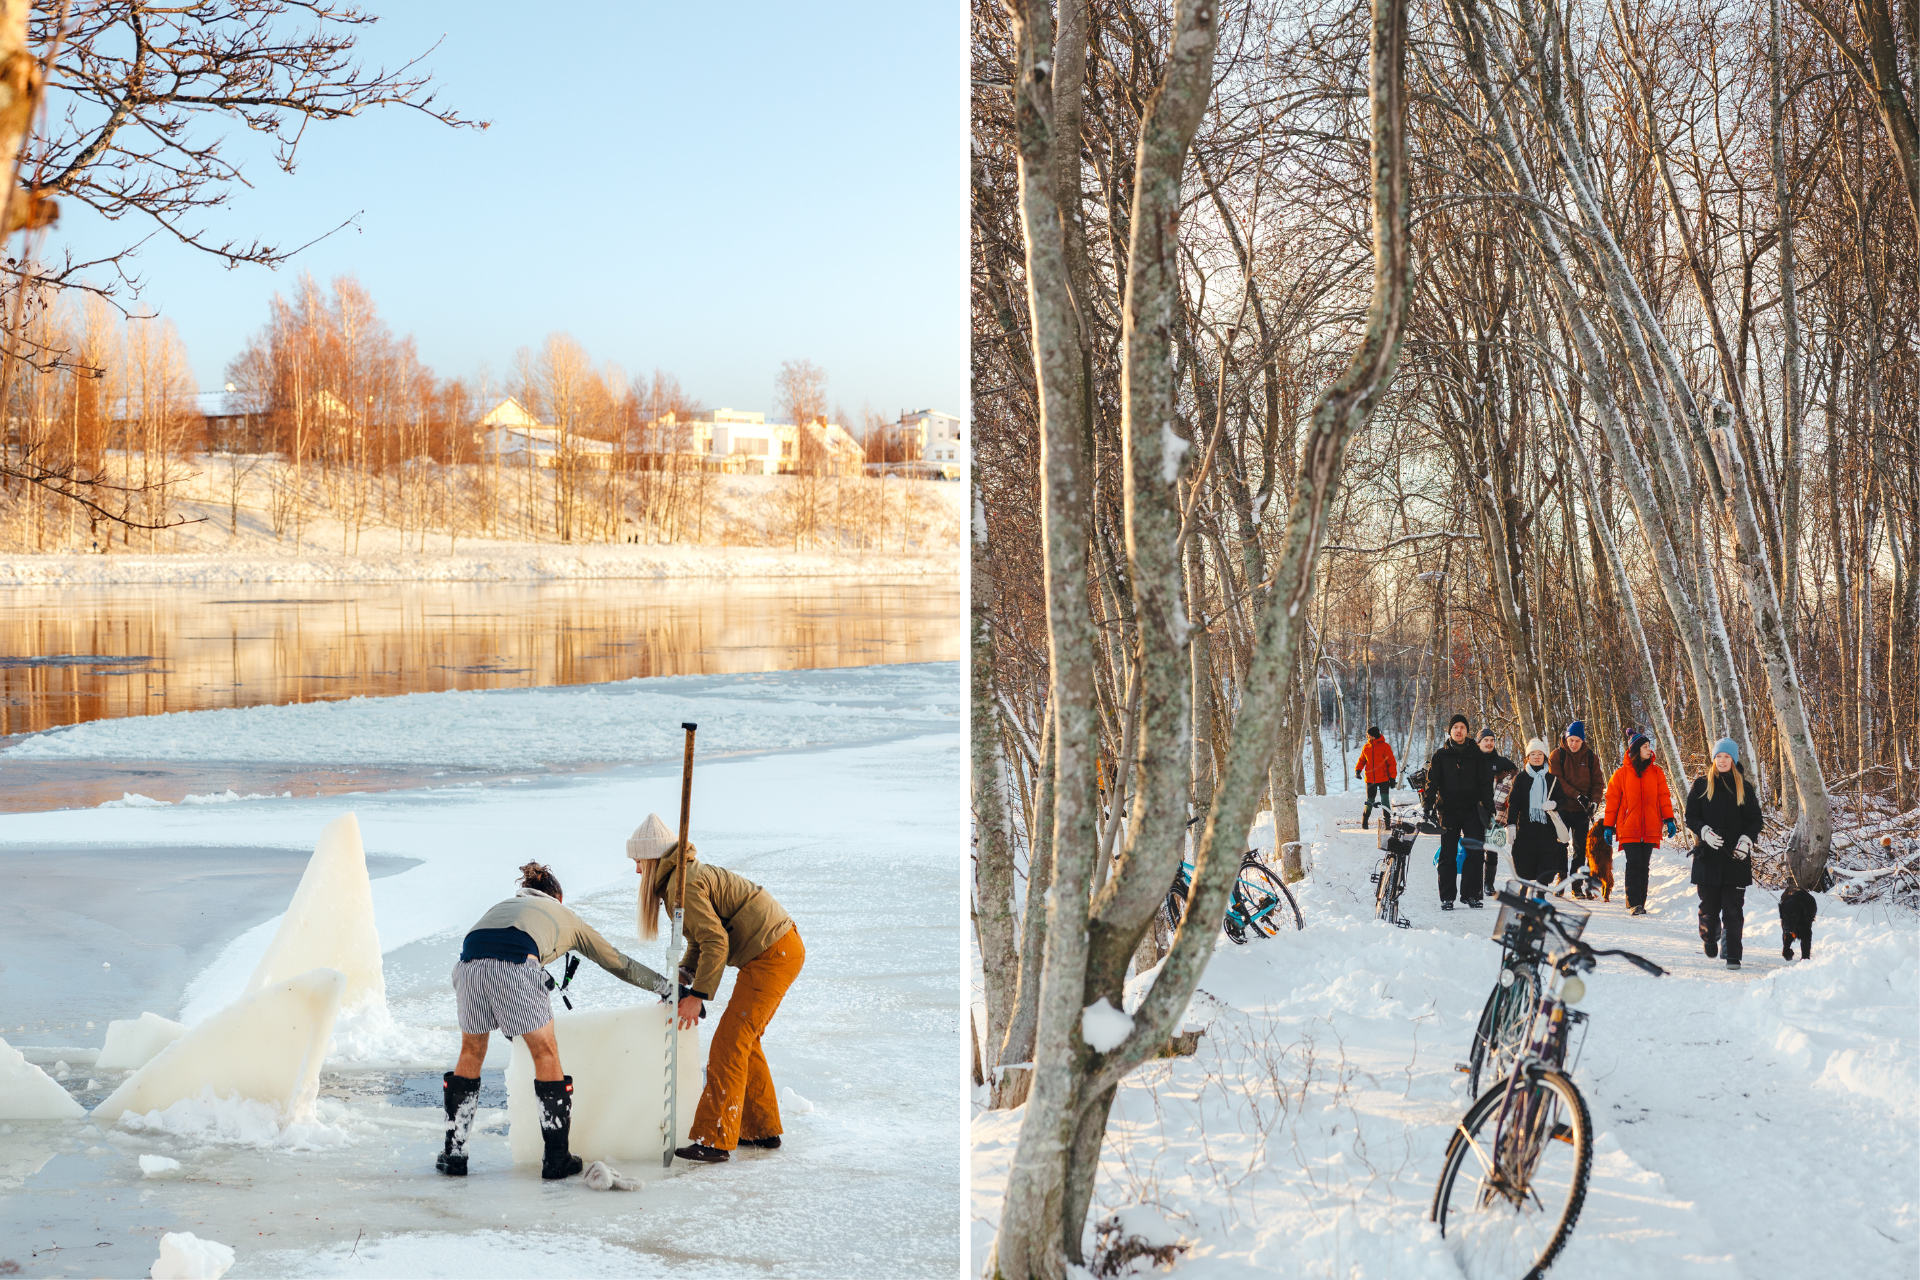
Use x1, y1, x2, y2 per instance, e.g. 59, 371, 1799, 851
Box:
475, 398, 618, 469
897, 409, 964, 478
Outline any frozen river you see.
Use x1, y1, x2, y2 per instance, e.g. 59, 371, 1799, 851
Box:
0, 663, 962, 1277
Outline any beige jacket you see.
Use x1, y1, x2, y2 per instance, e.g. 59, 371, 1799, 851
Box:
655, 842, 794, 999
467, 890, 670, 995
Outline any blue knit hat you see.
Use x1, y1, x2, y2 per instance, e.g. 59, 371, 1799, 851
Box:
1566, 720, 1586, 741
1712, 737, 1739, 764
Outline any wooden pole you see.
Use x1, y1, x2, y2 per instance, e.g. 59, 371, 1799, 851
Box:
664, 720, 697, 1166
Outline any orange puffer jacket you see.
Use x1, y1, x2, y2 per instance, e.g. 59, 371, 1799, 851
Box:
1604, 761, 1673, 845
1356, 737, 1398, 784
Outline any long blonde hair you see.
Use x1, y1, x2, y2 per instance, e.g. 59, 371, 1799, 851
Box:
635, 842, 693, 941
1704, 759, 1746, 807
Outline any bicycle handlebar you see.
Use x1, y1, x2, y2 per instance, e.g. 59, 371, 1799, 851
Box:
1492, 889, 1666, 977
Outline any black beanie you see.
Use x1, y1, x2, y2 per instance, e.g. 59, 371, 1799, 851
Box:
1368, 725, 1382, 737
1448, 714, 1470, 731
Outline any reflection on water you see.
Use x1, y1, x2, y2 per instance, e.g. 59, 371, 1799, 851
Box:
0, 579, 959, 739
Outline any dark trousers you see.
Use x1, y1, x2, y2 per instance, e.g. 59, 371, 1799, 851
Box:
1697, 883, 1745, 962
1437, 809, 1488, 903
1564, 809, 1592, 875
1362, 780, 1393, 818
1622, 842, 1655, 908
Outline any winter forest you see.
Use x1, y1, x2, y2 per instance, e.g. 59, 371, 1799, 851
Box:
971, 0, 1915, 1271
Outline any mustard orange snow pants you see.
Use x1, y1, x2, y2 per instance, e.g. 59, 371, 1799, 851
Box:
690, 928, 804, 1151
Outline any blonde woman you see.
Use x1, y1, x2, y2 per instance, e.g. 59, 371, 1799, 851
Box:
629, 816, 802, 1165
1684, 738, 1762, 969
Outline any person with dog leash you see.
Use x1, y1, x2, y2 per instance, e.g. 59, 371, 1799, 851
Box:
632, 831, 802, 1165
439, 862, 673, 1180
1548, 722, 1605, 891
1685, 738, 1763, 969
1602, 733, 1678, 916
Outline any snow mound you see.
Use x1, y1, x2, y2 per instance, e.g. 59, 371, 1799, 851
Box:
151, 1231, 234, 1280
139, 1153, 182, 1176
181, 789, 288, 805
0, 1036, 85, 1119
782, 1085, 814, 1114
100, 792, 170, 808
116, 1089, 353, 1152
1081, 998, 1134, 1053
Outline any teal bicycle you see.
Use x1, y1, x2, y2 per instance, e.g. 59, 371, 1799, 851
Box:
1153, 849, 1303, 952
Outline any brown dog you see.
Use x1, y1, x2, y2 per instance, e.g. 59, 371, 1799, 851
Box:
1584, 825, 1614, 902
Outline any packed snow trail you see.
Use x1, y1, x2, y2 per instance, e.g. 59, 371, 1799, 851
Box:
971, 790, 1917, 1279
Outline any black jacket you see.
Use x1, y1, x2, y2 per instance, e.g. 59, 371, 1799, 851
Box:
1424, 739, 1494, 815
1507, 768, 1567, 861
1685, 767, 1763, 887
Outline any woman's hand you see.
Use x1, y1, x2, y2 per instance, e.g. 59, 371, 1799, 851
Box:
1664, 818, 1679, 839
1700, 825, 1723, 849
1734, 835, 1754, 862
677, 996, 703, 1030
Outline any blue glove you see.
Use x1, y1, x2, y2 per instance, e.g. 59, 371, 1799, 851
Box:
1664, 818, 1679, 838
1601, 826, 1615, 847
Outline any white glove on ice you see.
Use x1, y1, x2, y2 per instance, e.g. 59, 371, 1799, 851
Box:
1734, 835, 1754, 862
1700, 825, 1723, 849
1541, 800, 1557, 812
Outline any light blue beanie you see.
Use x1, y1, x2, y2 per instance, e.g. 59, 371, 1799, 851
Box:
1712, 737, 1739, 764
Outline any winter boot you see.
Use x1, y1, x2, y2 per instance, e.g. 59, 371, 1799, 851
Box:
1725, 958, 1741, 970
1441, 901, 1456, 912
437, 1071, 480, 1176
534, 1076, 583, 1180
674, 1142, 731, 1163
741, 1135, 781, 1149
1703, 935, 1718, 959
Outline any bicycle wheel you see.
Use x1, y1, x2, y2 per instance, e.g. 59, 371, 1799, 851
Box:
1466, 965, 1540, 1097
1235, 860, 1303, 935
1152, 887, 1186, 957
1432, 1068, 1593, 1280
1373, 852, 1396, 922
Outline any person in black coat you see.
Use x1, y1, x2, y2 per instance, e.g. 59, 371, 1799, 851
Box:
1507, 739, 1569, 887
1422, 714, 1496, 909
1684, 737, 1764, 969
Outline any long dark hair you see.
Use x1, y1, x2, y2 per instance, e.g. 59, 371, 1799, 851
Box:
519, 861, 563, 899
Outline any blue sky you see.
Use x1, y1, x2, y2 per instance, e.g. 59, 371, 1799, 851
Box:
47, 2, 965, 422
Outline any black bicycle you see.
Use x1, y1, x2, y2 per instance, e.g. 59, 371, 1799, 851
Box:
1372, 802, 1434, 929
1153, 849, 1303, 953
1460, 877, 1581, 1096
1431, 884, 1665, 1279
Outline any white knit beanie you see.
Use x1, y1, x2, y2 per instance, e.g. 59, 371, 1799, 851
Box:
626, 812, 675, 863
1525, 738, 1549, 758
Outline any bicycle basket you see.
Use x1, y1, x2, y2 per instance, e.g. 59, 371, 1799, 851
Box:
1491, 878, 1590, 942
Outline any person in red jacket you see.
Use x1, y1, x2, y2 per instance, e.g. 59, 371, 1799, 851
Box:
1356, 726, 1398, 828
1602, 732, 1678, 916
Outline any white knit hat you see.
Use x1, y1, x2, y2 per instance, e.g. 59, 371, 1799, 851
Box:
1525, 738, 1549, 757
626, 813, 675, 863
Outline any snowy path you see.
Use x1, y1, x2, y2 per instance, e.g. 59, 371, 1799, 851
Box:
2, 666, 961, 1278
971, 791, 1917, 1279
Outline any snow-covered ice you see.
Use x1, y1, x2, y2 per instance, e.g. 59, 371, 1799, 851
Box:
97, 1013, 187, 1070
973, 790, 1919, 1278
243, 814, 386, 1016
0, 1037, 85, 1119
150, 1231, 235, 1280
0, 660, 960, 1277
137, 1152, 181, 1176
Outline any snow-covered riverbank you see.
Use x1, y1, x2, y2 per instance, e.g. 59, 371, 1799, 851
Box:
0, 542, 958, 586
971, 791, 1918, 1278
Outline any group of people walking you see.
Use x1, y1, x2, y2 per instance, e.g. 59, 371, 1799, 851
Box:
1360, 715, 1764, 968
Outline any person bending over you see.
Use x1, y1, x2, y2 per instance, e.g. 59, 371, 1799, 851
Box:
635, 835, 803, 1165
1422, 715, 1496, 909
1356, 727, 1398, 829
438, 862, 671, 1180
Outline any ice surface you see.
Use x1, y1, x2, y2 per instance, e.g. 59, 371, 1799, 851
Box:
4, 662, 960, 768
0, 1036, 84, 1119
245, 814, 386, 1018
95, 968, 346, 1125
98, 1012, 187, 1070
150, 1231, 235, 1280
139, 1152, 182, 1176
1080, 998, 1133, 1052
505, 1003, 701, 1166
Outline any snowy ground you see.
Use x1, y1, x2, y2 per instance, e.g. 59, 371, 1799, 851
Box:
971, 790, 1918, 1279
1, 663, 962, 1278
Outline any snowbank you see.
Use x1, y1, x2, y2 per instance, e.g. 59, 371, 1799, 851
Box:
7, 662, 958, 768
0, 543, 958, 587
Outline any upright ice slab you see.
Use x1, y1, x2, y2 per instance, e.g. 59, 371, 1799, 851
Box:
97, 1012, 187, 1071
0, 1036, 84, 1120
93, 968, 345, 1125
245, 813, 386, 1016
506, 1003, 700, 1166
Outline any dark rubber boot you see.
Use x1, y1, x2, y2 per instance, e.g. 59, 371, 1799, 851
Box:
741, 1135, 781, 1149
674, 1142, 731, 1163
437, 1072, 480, 1175
535, 1076, 583, 1180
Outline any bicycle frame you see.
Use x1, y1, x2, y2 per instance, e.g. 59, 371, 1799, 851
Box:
1174, 854, 1285, 932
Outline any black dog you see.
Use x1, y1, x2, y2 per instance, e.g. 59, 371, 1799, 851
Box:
1779, 888, 1817, 961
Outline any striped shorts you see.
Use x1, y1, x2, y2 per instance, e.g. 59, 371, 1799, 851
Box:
451, 955, 553, 1037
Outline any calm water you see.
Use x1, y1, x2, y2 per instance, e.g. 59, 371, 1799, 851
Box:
0, 579, 959, 737
0, 578, 958, 809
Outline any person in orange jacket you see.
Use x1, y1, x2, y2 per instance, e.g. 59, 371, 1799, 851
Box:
1602, 732, 1677, 916
1356, 726, 1398, 827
